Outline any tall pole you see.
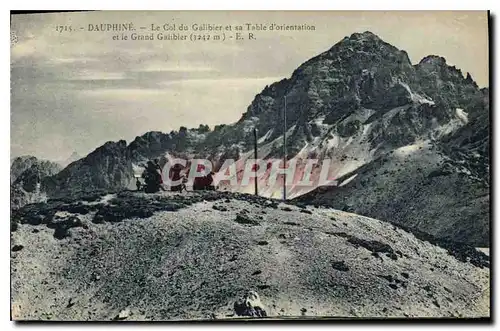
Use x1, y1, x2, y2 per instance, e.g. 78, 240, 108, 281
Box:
253, 128, 258, 196
283, 95, 287, 201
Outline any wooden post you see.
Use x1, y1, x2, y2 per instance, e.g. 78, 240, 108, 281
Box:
253, 128, 258, 196
283, 95, 287, 201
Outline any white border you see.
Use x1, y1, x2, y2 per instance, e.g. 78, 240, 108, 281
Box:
3, 1, 497, 330
2, 1, 497, 10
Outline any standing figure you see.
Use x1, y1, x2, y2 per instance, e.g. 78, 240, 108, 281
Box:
154, 158, 167, 191
144, 161, 162, 193
135, 177, 142, 191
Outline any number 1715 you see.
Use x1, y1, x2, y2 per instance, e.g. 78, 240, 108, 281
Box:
55, 25, 72, 33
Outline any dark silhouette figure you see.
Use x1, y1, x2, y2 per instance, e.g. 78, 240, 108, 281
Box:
143, 161, 162, 193
154, 158, 167, 191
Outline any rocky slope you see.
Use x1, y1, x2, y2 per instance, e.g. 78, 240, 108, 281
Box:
296, 141, 489, 247
24, 31, 489, 245
296, 73, 489, 246
11, 191, 489, 321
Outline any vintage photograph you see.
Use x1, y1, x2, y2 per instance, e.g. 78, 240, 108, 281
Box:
10, 10, 490, 321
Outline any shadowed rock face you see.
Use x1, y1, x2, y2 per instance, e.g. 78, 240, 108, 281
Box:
10, 156, 62, 209
11, 156, 39, 184
11, 156, 62, 185
10, 191, 489, 321
42, 140, 134, 197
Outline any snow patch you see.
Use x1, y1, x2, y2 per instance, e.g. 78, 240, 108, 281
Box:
339, 174, 358, 187
431, 117, 465, 139
257, 129, 273, 144
242, 118, 259, 133
79, 194, 117, 206
399, 82, 435, 106
132, 163, 145, 176
455, 108, 469, 124
381, 105, 409, 127
394, 141, 428, 157
326, 134, 341, 150
362, 123, 372, 136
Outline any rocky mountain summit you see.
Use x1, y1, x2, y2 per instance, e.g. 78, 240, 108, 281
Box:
18, 31, 489, 246
42, 141, 132, 197
293, 36, 490, 246
11, 191, 489, 320
11, 156, 39, 184
11, 156, 61, 184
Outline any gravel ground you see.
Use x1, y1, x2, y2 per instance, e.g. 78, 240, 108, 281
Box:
11, 191, 490, 321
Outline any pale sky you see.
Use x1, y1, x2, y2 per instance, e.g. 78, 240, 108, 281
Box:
10, 11, 489, 161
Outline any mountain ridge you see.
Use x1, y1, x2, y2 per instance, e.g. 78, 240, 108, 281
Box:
21, 31, 489, 245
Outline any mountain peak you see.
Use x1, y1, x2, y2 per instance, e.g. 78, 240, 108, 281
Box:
419, 55, 447, 66
349, 31, 382, 41
416, 54, 480, 90
328, 30, 404, 58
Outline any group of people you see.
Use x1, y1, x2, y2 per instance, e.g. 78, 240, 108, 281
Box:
135, 158, 216, 193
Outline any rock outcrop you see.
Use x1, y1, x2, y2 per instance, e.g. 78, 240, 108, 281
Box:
42, 140, 133, 197
10, 156, 62, 209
